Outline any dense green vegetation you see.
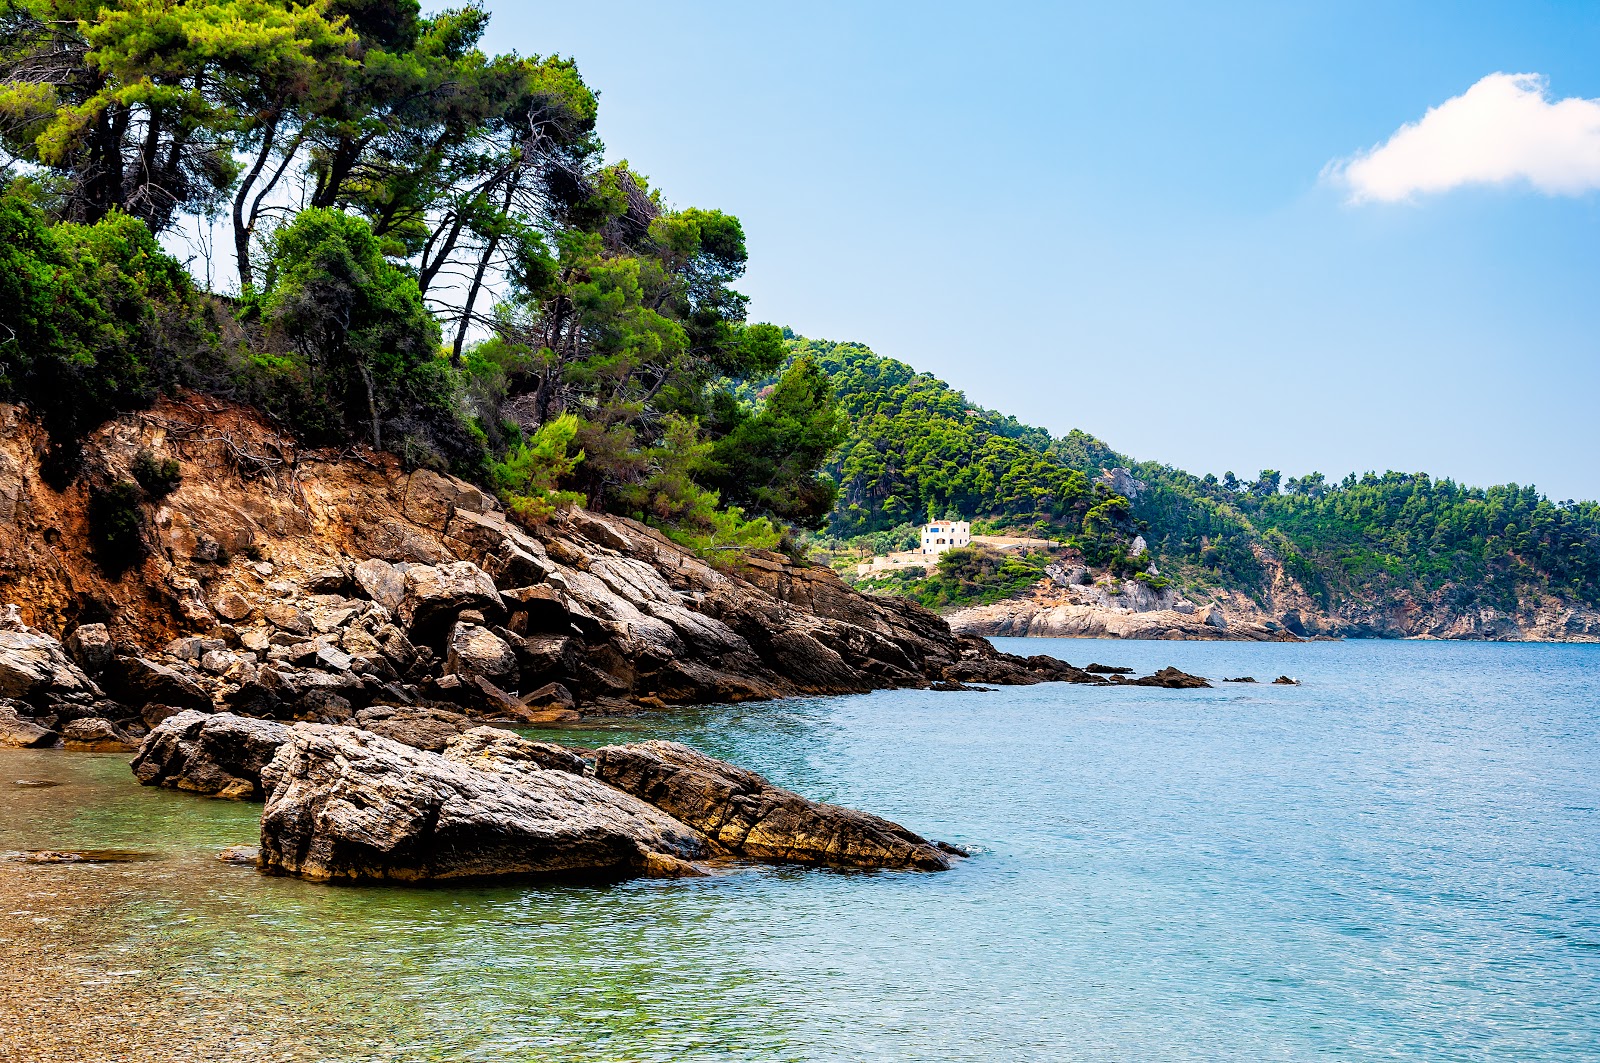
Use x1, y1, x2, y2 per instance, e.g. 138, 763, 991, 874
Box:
772, 337, 1143, 569
0, 0, 840, 555
786, 336, 1600, 612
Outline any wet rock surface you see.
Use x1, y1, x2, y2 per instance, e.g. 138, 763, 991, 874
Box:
592, 740, 957, 871
258, 725, 711, 883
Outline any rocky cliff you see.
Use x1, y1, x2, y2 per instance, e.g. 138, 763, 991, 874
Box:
946, 552, 1600, 642
0, 395, 1132, 747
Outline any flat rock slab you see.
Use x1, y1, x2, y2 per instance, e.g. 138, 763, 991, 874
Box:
592, 740, 957, 871
259, 725, 711, 883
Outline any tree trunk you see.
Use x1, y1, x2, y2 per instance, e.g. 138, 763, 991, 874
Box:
232, 114, 280, 292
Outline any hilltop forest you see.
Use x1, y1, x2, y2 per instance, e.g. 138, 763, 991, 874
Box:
779, 337, 1600, 617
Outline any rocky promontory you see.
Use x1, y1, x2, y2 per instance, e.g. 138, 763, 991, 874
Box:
0, 396, 1132, 742
132, 711, 960, 881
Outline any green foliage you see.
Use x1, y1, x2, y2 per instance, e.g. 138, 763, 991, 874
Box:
489, 413, 586, 524
1126, 461, 1600, 607
706, 356, 846, 529
87, 479, 146, 574
763, 337, 1106, 538
908, 546, 1048, 609
130, 450, 181, 498
0, 190, 203, 465
255, 207, 482, 475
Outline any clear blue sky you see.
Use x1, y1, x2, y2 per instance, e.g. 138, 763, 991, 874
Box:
483, 2, 1600, 501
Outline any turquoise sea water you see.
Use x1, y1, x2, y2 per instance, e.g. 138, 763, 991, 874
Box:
2, 638, 1598, 1061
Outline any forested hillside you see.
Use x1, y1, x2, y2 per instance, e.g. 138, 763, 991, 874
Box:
0, 0, 843, 563
781, 337, 1600, 615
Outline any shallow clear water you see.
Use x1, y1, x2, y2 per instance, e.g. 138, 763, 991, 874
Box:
2, 638, 1598, 1061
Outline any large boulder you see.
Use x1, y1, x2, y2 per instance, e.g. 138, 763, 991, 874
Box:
352, 558, 406, 612
398, 561, 504, 639
63, 623, 114, 675
257, 725, 711, 882
444, 622, 517, 684
0, 628, 103, 703
131, 710, 292, 800
352, 704, 474, 753
105, 655, 214, 713
592, 740, 957, 871
0, 699, 57, 748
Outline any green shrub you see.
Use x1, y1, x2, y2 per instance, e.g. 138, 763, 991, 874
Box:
131, 450, 182, 498
88, 480, 147, 574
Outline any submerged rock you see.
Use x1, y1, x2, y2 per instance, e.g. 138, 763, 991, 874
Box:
258, 725, 710, 882
592, 740, 958, 871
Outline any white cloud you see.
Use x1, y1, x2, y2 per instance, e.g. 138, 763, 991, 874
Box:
1330, 73, 1600, 203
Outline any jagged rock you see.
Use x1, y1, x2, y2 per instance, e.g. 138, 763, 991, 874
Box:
1084, 663, 1133, 674
0, 628, 103, 703
503, 632, 577, 685
105, 655, 214, 713
399, 561, 504, 639
63, 624, 114, 675
353, 558, 406, 612
445, 622, 516, 684
1224, 676, 1257, 683
258, 724, 712, 882
131, 711, 292, 800
352, 704, 474, 752
0, 699, 57, 748
592, 740, 957, 871
444, 726, 588, 776
521, 681, 576, 713
303, 566, 351, 595
1273, 675, 1299, 685
60, 717, 136, 752
212, 592, 253, 622
1113, 667, 1211, 689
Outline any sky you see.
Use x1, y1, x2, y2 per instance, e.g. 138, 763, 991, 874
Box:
481, 1, 1600, 501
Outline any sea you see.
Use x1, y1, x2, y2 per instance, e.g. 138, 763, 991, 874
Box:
1, 637, 1597, 1061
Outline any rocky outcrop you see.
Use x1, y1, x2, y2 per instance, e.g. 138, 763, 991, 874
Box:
948, 571, 1301, 643
592, 740, 957, 871
257, 725, 715, 882
0, 396, 1108, 723
0, 700, 56, 748
128, 714, 962, 882
131, 710, 292, 799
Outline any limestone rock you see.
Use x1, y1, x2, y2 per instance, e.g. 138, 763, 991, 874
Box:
60, 717, 136, 752
0, 628, 103, 703
399, 561, 503, 638
131, 711, 292, 800
352, 558, 406, 612
592, 740, 957, 871
352, 704, 474, 752
0, 699, 57, 748
443, 726, 588, 777
105, 655, 214, 713
445, 622, 516, 683
63, 624, 114, 675
258, 725, 711, 882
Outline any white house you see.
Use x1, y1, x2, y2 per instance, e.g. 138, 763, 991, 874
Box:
920, 520, 971, 555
